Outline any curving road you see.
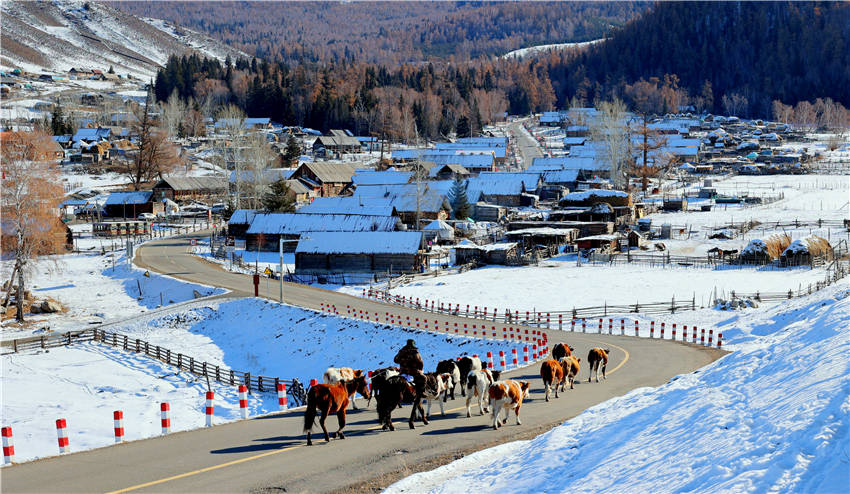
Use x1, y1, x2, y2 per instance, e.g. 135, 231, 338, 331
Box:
2, 234, 726, 493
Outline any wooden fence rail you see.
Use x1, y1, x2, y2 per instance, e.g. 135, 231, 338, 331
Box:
1, 328, 307, 406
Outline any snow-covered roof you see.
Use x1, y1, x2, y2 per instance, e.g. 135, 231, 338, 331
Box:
297, 197, 396, 217
422, 153, 496, 170
228, 168, 295, 183
423, 219, 454, 232
561, 190, 629, 201
352, 184, 450, 213
352, 170, 413, 186
465, 172, 541, 202
104, 191, 152, 205
529, 156, 606, 171
507, 227, 577, 236
228, 209, 258, 225
391, 149, 426, 160
73, 127, 110, 143
433, 143, 506, 158
296, 231, 422, 254
541, 169, 580, 184
246, 213, 397, 235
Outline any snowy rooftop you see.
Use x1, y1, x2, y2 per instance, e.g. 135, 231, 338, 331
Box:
295, 231, 422, 254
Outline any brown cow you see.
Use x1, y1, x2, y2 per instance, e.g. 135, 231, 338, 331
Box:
540, 359, 564, 401
488, 380, 530, 430
551, 342, 574, 361
559, 356, 581, 390
587, 348, 610, 383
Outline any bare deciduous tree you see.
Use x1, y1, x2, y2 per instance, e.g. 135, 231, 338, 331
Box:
590, 98, 631, 189
120, 88, 180, 189
1, 131, 65, 321
159, 90, 187, 139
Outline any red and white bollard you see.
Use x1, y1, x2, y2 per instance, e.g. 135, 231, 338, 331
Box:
499, 351, 506, 370
598, 318, 603, 332
581, 319, 586, 333
650, 321, 655, 338
532, 344, 538, 360
717, 333, 723, 348
512, 348, 518, 367
56, 419, 69, 454
693, 326, 698, 344
161, 403, 171, 434
609, 318, 613, 335
239, 385, 249, 419
205, 391, 215, 427
620, 319, 625, 335
708, 329, 714, 346
682, 325, 688, 341
523, 346, 529, 363
672, 324, 677, 340
2, 426, 15, 465
486, 351, 494, 369
701, 328, 706, 345
571, 319, 576, 332
635, 320, 639, 337
275, 383, 287, 411
559, 314, 563, 330
113, 410, 125, 443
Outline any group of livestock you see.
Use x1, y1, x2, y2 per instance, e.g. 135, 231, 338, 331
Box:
302, 344, 610, 446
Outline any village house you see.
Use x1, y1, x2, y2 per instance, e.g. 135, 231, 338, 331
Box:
289, 162, 356, 197
421, 153, 496, 175
227, 209, 258, 239
312, 129, 361, 157
465, 172, 542, 207
295, 231, 424, 274
152, 176, 227, 204
298, 196, 398, 218
429, 163, 471, 180
352, 183, 452, 227
244, 212, 399, 252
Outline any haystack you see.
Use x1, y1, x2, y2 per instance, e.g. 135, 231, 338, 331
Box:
740, 233, 791, 262
780, 235, 832, 266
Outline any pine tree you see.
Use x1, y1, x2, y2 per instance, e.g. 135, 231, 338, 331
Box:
262, 179, 296, 213
456, 115, 471, 138
283, 134, 301, 165
449, 176, 471, 220
108, 65, 115, 74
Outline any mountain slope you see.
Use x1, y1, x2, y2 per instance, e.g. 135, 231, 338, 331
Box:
549, 1, 850, 116
0, 0, 245, 78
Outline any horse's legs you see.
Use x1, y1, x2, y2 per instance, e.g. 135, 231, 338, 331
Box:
439, 393, 445, 415
319, 408, 330, 442
336, 410, 346, 440
465, 392, 472, 417
425, 398, 432, 419
544, 381, 550, 402
602, 362, 607, 380
418, 397, 428, 425
515, 405, 522, 425
408, 397, 418, 429
491, 401, 499, 430
350, 393, 358, 410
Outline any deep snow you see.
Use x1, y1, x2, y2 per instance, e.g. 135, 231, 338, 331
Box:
385, 284, 850, 494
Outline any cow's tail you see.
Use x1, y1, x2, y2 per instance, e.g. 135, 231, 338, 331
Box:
303, 388, 317, 433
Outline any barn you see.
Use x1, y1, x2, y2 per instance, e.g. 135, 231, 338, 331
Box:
152, 176, 227, 203
295, 231, 424, 274
227, 209, 259, 239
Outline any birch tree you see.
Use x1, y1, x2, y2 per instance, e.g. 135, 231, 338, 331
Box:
590, 98, 631, 189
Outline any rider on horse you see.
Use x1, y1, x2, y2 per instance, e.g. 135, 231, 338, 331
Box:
394, 339, 425, 391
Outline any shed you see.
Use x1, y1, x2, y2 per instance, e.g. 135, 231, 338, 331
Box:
506, 227, 577, 255
575, 233, 623, 252
295, 231, 424, 274
227, 209, 258, 239
423, 219, 455, 243
103, 191, 157, 219
559, 190, 632, 208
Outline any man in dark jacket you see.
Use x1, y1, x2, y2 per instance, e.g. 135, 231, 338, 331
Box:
394, 339, 424, 377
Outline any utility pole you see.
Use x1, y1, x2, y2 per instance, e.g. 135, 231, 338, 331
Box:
279, 236, 284, 303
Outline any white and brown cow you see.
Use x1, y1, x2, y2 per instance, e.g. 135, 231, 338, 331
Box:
465, 368, 500, 417
559, 355, 581, 390
422, 373, 452, 419
586, 348, 610, 383
323, 367, 365, 409
487, 380, 530, 429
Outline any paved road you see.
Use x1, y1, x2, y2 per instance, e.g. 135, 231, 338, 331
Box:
2, 234, 725, 493
507, 119, 543, 169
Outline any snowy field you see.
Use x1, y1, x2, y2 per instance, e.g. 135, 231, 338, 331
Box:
0, 249, 223, 340
347, 262, 831, 314
386, 284, 850, 494
2, 297, 524, 463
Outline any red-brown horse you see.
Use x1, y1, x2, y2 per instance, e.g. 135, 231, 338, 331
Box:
303, 376, 370, 445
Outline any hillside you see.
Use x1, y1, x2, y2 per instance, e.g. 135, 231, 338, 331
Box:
0, 0, 245, 78
545, 1, 850, 116
112, 1, 647, 64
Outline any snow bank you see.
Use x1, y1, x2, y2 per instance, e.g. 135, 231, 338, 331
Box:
386, 285, 850, 494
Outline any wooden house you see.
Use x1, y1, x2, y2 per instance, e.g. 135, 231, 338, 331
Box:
575, 233, 623, 252
312, 130, 361, 156
465, 172, 542, 207
152, 176, 227, 203
295, 231, 424, 274
290, 162, 356, 197
429, 163, 471, 180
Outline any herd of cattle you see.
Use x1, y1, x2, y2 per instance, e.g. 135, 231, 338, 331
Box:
303, 343, 611, 445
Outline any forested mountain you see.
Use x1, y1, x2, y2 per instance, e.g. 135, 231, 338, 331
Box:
541, 1, 850, 116
151, 1, 848, 138
113, 1, 646, 64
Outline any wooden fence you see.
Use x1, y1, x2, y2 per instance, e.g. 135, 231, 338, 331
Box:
365, 259, 849, 323
1, 328, 307, 406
